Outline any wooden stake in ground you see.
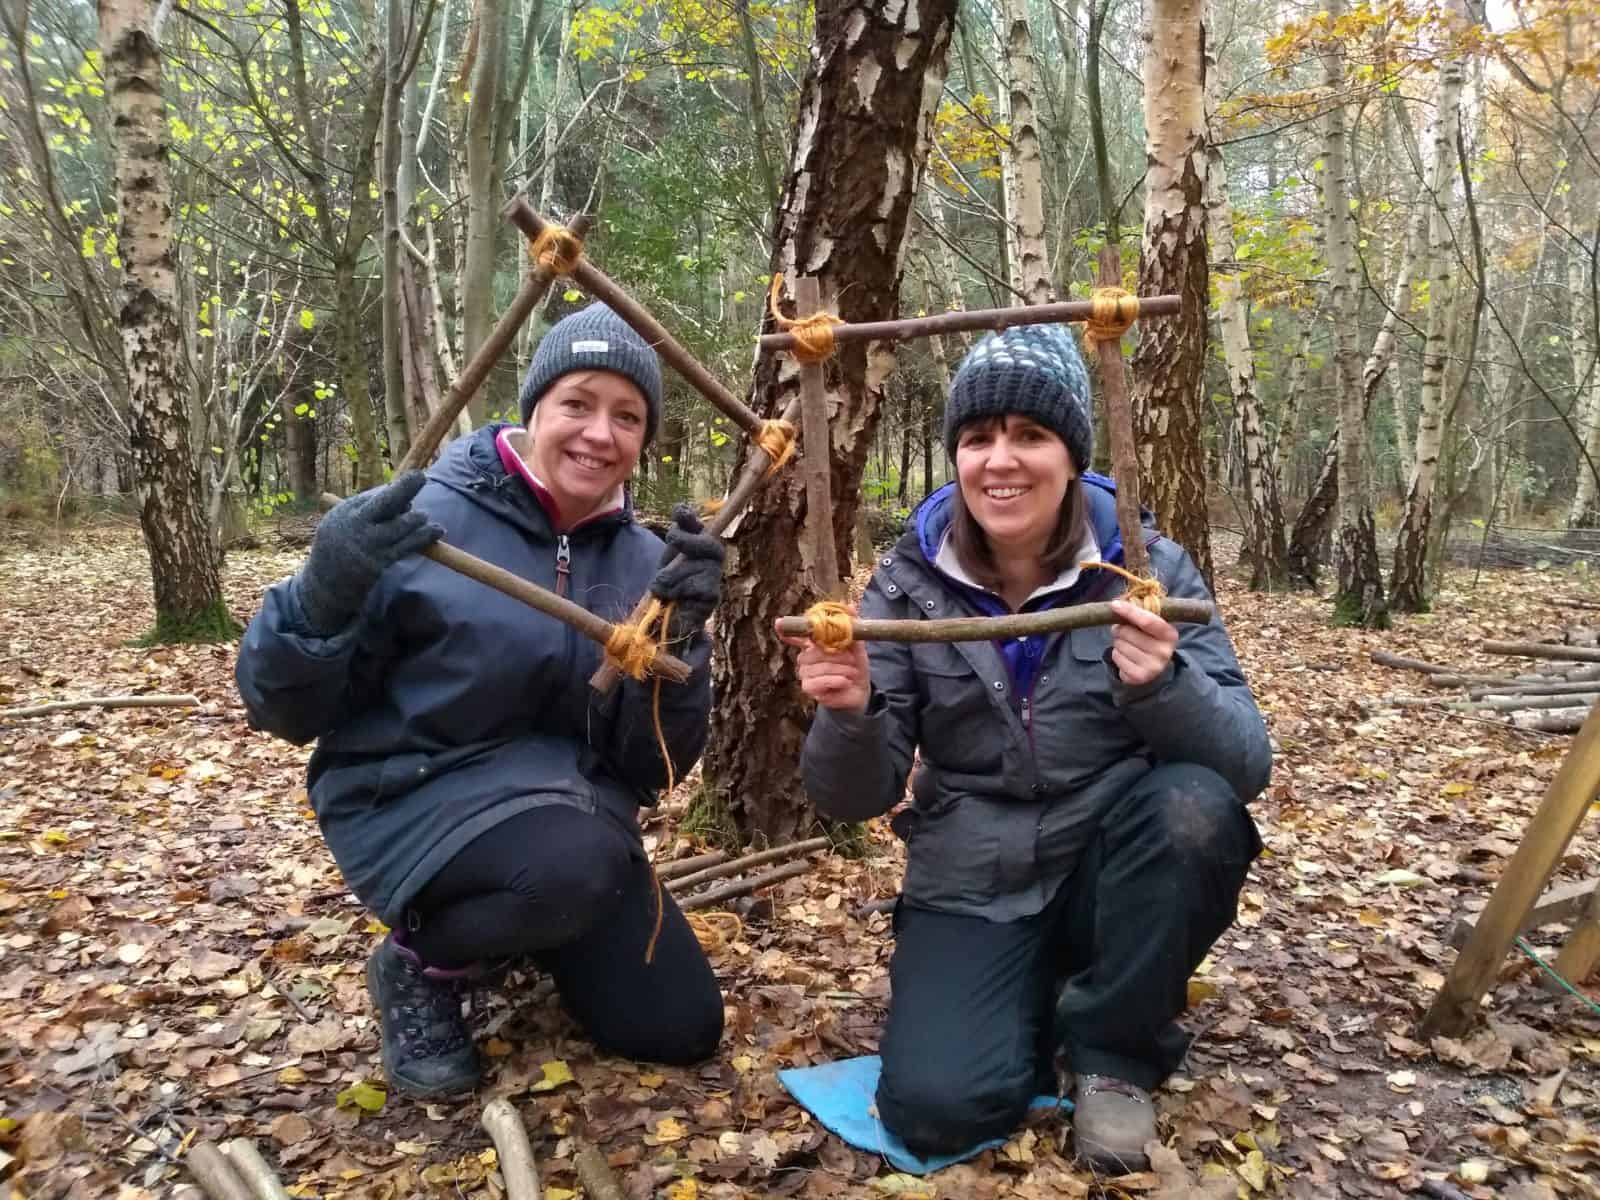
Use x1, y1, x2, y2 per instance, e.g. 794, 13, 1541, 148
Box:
1421, 700, 1600, 1037
1089, 244, 1151, 579
481, 1099, 542, 1200
793, 276, 841, 599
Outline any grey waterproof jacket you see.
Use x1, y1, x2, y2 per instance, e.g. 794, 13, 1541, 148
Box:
235, 424, 712, 924
801, 482, 1270, 921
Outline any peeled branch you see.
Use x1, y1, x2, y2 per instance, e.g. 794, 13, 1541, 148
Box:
481, 1098, 541, 1200
220, 1139, 291, 1200
185, 1142, 254, 1200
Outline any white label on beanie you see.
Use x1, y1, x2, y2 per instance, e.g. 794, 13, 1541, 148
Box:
571, 339, 609, 353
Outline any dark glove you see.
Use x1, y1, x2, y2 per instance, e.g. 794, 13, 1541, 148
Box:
292, 471, 443, 635
649, 503, 725, 636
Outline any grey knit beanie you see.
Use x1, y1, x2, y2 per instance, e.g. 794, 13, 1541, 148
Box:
944, 323, 1094, 470
518, 303, 664, 444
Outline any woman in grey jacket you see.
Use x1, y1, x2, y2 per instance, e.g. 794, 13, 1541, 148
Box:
236, 304, 724, 1098
788, 324, 1270, 1173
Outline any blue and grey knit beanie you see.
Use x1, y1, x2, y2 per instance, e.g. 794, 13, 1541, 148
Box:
519, 302, 664, 445
944, 323, 1094, 470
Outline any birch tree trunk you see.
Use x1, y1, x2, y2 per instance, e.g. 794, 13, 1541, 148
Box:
1318, 0, 1387, 627
1203, 16, 1288, 589
705, 0, 957, 843
1391, 18, 1466, 611
999, 0, 1052, 305
101, 0, 231, 638
1130, 0, 1212, 584
380, 0, 412, 464
1568, 173, 1600, 526
461, 0, 505, 417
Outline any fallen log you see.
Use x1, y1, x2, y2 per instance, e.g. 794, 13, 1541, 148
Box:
1508, 706, 1591, 733
220, 1139, 291, 1200
185, 1142, 254, 1200
1467, 679, 1600, 700
1, 693, 200, 719
1482, 640, 1600, 664
1464, 693, 1598, 713
665, 837, 829, 893
481, 1098, 541, 1200
1371, 651, 1455, 675
679, 860, 815, 912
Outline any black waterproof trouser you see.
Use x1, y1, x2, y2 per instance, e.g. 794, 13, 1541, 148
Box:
405, 805, 723, 1065
876, 763, 1261, 1155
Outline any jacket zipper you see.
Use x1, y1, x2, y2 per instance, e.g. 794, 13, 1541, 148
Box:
555, 534, 572, 598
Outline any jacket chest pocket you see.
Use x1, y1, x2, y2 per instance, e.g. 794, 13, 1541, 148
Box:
913, 642, 1006, 772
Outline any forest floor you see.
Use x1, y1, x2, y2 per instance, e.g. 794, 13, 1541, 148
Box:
2, 519, 1598, 1200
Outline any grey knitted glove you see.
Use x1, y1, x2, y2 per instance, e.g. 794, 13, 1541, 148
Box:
649, 504, 724, 637
291, 471, 443, 635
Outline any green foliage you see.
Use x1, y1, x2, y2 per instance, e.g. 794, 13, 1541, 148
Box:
680, 779, 741, 852
138, 599, 243, 646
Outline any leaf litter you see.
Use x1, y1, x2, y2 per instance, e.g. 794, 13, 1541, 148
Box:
1, 527, 1597, 1198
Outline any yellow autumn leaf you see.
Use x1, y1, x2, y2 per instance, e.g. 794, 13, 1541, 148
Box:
335, 1080, 387, 1113
638, 1072, 665, 1087
664, 1180, 699, 1200
546, 1190, 578, 1200
41, 829, 70, 845
1187, 978, 1220, 1005
530, 1059, 574, 1092
1236, 1148, 1269, 1191
277, 1065, 307, 1085
1441, 781, 1471, 796
649, 1116, 688, 1144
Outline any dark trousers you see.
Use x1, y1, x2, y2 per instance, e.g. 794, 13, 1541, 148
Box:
876, 763, 1261, 1155
406, 805, 723, 1065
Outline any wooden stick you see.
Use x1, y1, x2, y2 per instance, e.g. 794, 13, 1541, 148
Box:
0, 694, 200, 719
1482, 640, 1600, 663
794, 276, 841, 599
665, 837, 829, 893
220, 1139, 291, 1200
316, 494, 691, 683
572, 1141, 624, 1200
1090, 245, 1151, 579
1421, 700, 1600, 1037
1509, 707, 1592, 733
399, 212, 592, 473
1371, 650, 1456, 675
506, 200, 764, 437
185, 1142, 255, 1200
757, 293, 1183, 350
776, 597, 1213, 644
589, 394, 805, 694
481, 1098, 542, 1200
653, 850, 729, 880
1463, 693, 1598, 712
1550, 879, 1600, 992
679, 859, 815, 911
1469, 680, 1600, 700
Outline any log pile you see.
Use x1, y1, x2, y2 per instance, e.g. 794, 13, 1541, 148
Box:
1374, 624, 1600, 734
657, 838, 830, 911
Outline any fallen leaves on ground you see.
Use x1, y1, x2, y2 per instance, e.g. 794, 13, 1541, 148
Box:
1, 525, 1597, 1198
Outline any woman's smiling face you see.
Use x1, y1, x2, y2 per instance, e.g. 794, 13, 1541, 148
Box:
525, 370, 648, 525
954, 414, 1076, 555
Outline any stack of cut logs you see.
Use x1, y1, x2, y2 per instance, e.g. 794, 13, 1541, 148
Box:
1375, 611, 1600, 734
655, 836, 830, 910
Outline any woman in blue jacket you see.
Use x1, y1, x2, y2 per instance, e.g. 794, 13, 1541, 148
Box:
786, 324, 1270, 1173
237, 304, 724, 1097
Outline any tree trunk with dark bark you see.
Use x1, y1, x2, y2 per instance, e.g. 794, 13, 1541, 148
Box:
101, 0, 232, 640
704, 0, 957, 844
1130, 0, 1212, 585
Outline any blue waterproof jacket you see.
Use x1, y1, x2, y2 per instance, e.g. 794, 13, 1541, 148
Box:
801, 479, 1270, 921
236, 424, 712, 924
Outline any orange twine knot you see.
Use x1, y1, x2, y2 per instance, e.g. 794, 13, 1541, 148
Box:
1080, 560, 1165, 613
805, 600, 856, 652
768, 273, 844, 364
529, 225, 584, 276
1082, 287, 1140, 351
755, 418, 798, 476
604, 597, 669, 681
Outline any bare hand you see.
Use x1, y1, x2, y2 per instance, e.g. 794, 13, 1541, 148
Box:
1108, 599, 1178, 688
776, 617, 872, 714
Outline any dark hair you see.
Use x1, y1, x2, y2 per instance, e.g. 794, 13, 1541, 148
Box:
948, 474, 1088, 594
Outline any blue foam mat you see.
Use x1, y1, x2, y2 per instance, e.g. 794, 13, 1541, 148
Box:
777, 1055, 1071, 1176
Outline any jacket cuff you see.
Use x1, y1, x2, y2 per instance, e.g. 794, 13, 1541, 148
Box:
814, 688, 888, 739
1105, 649, 1180, 707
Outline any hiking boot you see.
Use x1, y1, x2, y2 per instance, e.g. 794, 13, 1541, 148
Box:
1072, 1074, 1155, 1174
366, 934, 482, 1097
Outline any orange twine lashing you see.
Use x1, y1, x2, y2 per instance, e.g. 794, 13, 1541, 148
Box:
1080, 560, 1165, 613
768, 272, 844, 364
1082, 287, 1140, 351
528, 225, 584, 276
804, 600, 856, 652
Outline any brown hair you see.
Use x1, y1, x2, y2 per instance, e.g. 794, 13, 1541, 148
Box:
947, 475, 1089, 594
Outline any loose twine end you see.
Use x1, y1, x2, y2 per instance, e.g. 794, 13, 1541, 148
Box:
755, 418, 797, 476
768, 273, 844, 364
528, 225, 585, 276
1081, 560, 1165, 613
1082, 287, 1140, 351
804, 600, 856, 652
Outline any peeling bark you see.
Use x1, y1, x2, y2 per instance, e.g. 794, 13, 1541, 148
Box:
999, 0, 1052, 305
1130, 0, 1212, 584
100, 0, 228, 633
705, 0, 957, 843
